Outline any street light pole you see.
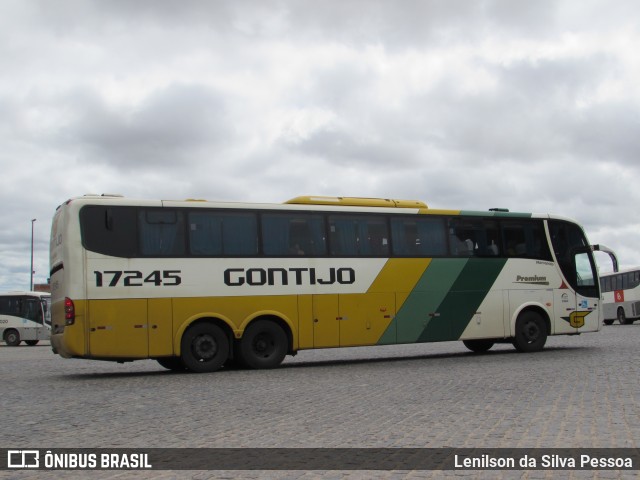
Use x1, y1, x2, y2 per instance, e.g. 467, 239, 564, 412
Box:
30, 218, 36, 291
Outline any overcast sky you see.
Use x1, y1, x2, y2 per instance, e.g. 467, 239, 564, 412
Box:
1, 0, 638, 292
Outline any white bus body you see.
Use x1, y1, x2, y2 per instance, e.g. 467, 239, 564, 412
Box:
600, 268, 640, 325
0, 291, 51, 346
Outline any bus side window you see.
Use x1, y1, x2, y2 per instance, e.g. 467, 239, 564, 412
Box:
391, 217, 447, 257
262, 213, 326, 256
448, 218, 489, 256
329, 215, 389, 257
25, 299, 43, 324
501, 221, 551, 261
139, 210, 185, 256
189, 212, 257, 256
0, 297, 14, 316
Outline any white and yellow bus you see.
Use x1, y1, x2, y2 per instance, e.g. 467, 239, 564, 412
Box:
600, 268, 640, 325
1, 291, 51, 346
50, 194, 611, 372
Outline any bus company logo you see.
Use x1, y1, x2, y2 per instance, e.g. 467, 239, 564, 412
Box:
224, 267, 356, 287
514, 275, 549, 286
7, 450, 39, 468
615, 290, 624, 302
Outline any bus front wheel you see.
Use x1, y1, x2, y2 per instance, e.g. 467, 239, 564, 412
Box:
180, 323, 229, 373
463, 339, 495, 353
238, 319, 288, 369
512, 311, 548, 353
4, 329, 20, 346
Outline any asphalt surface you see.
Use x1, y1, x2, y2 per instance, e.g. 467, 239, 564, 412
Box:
1, 323, 639, 479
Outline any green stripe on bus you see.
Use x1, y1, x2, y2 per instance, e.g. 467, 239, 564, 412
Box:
416, 257, 507, 342
391, 259, 468, 344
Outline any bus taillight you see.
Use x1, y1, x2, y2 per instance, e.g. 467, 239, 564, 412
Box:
64, 297, 75, 325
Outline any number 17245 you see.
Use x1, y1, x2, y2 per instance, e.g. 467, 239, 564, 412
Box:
93, 270, 182, 287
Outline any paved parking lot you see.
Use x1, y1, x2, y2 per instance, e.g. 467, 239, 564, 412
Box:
2, 324, 639, 479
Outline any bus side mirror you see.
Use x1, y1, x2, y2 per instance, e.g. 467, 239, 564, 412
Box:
592, 244, 618, 273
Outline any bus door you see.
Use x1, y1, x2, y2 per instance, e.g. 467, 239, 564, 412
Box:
548, 221, 600, 334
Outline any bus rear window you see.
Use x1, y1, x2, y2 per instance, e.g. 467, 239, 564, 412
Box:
80, 206, 138, 257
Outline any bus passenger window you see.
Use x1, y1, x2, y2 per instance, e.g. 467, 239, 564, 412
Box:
448, 219, 480, 256
391, 217, 446, 256
501, 221, 551, 261
139, 210, 185, 256
189, 212, 257, 256
329, 215, 389, 256
262, 213, 326, 256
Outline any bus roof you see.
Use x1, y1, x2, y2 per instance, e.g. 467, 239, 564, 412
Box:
599, 267, 640, 277
60, 194, 557, 219
0, 291, 50, 298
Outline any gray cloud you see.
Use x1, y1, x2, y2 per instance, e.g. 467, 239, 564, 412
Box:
1, 0, 640, 290
67, 84, 231, 169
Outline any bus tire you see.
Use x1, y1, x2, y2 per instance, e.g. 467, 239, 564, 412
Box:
4, 329, 21, 346
512, 310, 547, 353
603, 320, 614, 326
463, 339, 495, 353
617, 308, 629, 325
238, 319, 288, 369
25, 340, 39, 346
180, 323, 229, 373
157, 356, 187, 372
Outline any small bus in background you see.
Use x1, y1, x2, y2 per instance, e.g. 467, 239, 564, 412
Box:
50, 194, 610, 372
600, 268, 640, 325
1, 291, 51, 346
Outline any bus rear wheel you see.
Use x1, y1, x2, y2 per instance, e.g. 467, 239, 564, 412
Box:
238, 319, 288, 369
4, 329, 20, 346
180, 323, 229, 373
617, 308, 630, 325
25, 340, 39, 346
157, 356, 187, 372
512, 311, 548, 353
463, 339, 495, 353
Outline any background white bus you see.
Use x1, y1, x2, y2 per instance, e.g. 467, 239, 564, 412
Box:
600, 268, 640, 325
0, 291, 51, 346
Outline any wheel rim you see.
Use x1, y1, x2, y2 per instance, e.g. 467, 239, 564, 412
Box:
192, 334, 218, 361
523, 320, 540, 343
252, 333, 275, 358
